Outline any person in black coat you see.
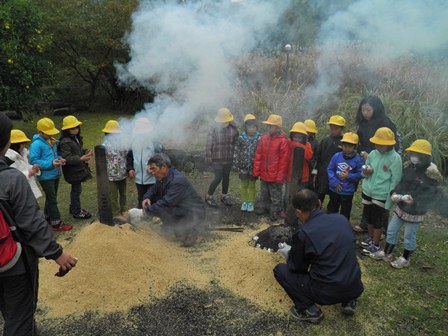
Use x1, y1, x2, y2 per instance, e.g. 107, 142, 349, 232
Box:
354, 95, 403, 233
142, 153, 205, 247
58, 116, 93, 219
274, 189, 364, 323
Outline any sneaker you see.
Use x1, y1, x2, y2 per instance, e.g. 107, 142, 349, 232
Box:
241, 202, 248, 212
279, 211, 287, 219
290, 305, 323, 324
205, 195, 218, 207
360, 236, 373, 248
246, 202, 254, 213
361, 244, 380, 256
221, 194, 233, 206
369, 250, 385, 260
391, 256, 410, 269
383, 254, 394, 263
73, 209, 92, 219
341, 300, 356, 316
51, 221, 73, 231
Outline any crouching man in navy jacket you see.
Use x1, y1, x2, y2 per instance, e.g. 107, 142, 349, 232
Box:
274, 189, 363, 323
142, 153, 205, 247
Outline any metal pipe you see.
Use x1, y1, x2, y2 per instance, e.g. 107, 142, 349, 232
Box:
94, 145, 114, 225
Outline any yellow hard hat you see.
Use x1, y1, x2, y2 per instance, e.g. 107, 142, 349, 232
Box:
304, 119, 317, 133
215, 108, 234, 123
244, 114, 256, 122
327, 115, 346, 127
133, 117, 152, 134
37, 117, 59, 135
289, 122, 307, 135
370, 127, 396, 146
262, 114, 282, 127
341, 132, 359, 145
405, 139, 432, 156
61, 115, 83, 130
10, 129, 31, 144
102, 120, 122, 133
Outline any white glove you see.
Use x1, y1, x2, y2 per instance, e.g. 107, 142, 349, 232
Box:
278, 242, 291, 258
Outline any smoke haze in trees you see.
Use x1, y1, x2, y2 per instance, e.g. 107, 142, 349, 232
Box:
116, 0, 290, 147
304, 0, 448, 112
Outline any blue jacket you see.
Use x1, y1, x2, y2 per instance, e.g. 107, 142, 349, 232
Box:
126, 141, 164, 185
144, 167, 205, 226
287, 210, 363, 302
327, 152, 364, 195
29, 134, 62, 181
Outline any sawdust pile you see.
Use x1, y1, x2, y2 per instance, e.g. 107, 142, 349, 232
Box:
39, 223, 210, 317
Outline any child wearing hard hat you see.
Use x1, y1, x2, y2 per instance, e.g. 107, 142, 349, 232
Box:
253, 114, 289, 222
5, 129, 42, 199
205, 108, 239, 207
326, 132, 364, 220
369, 139, 443, 268
233, 114, 261, 212
59, 115, 93, 219
282, 122, 313, 217
304, 119, 319, 190
102, 120, 128, 217
29, 117, 72, 231
312, 115, 345, 205
360, 127, 402, 256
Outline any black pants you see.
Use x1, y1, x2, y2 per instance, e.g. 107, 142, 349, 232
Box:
136, 183, 154, 209
208, 162, 232, 195
39, 179, 61, 221
70, 182, 82, 214
0, 273, 39, 336
327, 191, 354, 221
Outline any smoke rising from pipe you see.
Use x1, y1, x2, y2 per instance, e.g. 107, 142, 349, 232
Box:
304, 0, 448, 112
116, 0, 289, 147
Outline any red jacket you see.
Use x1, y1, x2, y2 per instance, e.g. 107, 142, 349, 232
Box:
253, 132, 289, 183
286, 140, 313, 183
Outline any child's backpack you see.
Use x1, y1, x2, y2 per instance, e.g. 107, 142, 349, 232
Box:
0, 165, 22, 273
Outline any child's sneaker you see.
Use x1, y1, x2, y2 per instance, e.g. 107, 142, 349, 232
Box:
73, 209, 92, 219
341, 299, 356, 316
246, 202, 254, 213
369, 250, 385, 260
359, 236, 372, 248
391, 256, 410, 269
51, 221, 73, 231
205, 195, 217, 207
241, 202, 248, 212
290, 305, 323, 324
221, 194, 233, 206
361, 243, 380, 256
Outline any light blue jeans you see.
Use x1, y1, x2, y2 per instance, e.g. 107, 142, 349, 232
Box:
386, 213, 421, 251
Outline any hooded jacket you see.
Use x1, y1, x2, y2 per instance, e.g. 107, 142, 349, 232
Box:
393, 160, 443, 216
29, 134, 62, 181
233, 131, 261, 176
5, 148, 42, 199
126, 141, 164, 185
327, 152, 364, 195
253, 131, 289, 183
58, 134, 92, 184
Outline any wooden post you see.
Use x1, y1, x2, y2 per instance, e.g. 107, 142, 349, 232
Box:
95, 145, 114, 225
285, 146, 304, 227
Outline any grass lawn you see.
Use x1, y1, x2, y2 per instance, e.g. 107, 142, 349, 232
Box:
11, 111, 448, 335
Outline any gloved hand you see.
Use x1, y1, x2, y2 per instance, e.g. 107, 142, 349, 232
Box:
278, 242, 291, 258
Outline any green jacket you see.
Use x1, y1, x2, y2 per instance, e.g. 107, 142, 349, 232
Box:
362, 149, 402, 209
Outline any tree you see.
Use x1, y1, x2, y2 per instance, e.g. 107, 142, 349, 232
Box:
0, 0, 53, 117
38, 0, 139, 111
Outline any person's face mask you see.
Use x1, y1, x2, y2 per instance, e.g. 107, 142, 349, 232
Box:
410, 156, 420, 164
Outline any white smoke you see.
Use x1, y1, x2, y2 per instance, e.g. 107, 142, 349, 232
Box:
304, 0, 448, 112
116, 0, 289, 147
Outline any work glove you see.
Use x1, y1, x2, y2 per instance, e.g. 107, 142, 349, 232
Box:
278, 242, 291, 258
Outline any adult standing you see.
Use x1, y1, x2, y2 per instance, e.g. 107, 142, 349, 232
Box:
354, 95, 402, 233
274, 189, 363, 323
0, 114, 78, 336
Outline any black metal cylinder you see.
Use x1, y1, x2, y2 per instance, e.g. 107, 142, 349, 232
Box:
285, 146, 304, 227
94, 145, 113, 225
